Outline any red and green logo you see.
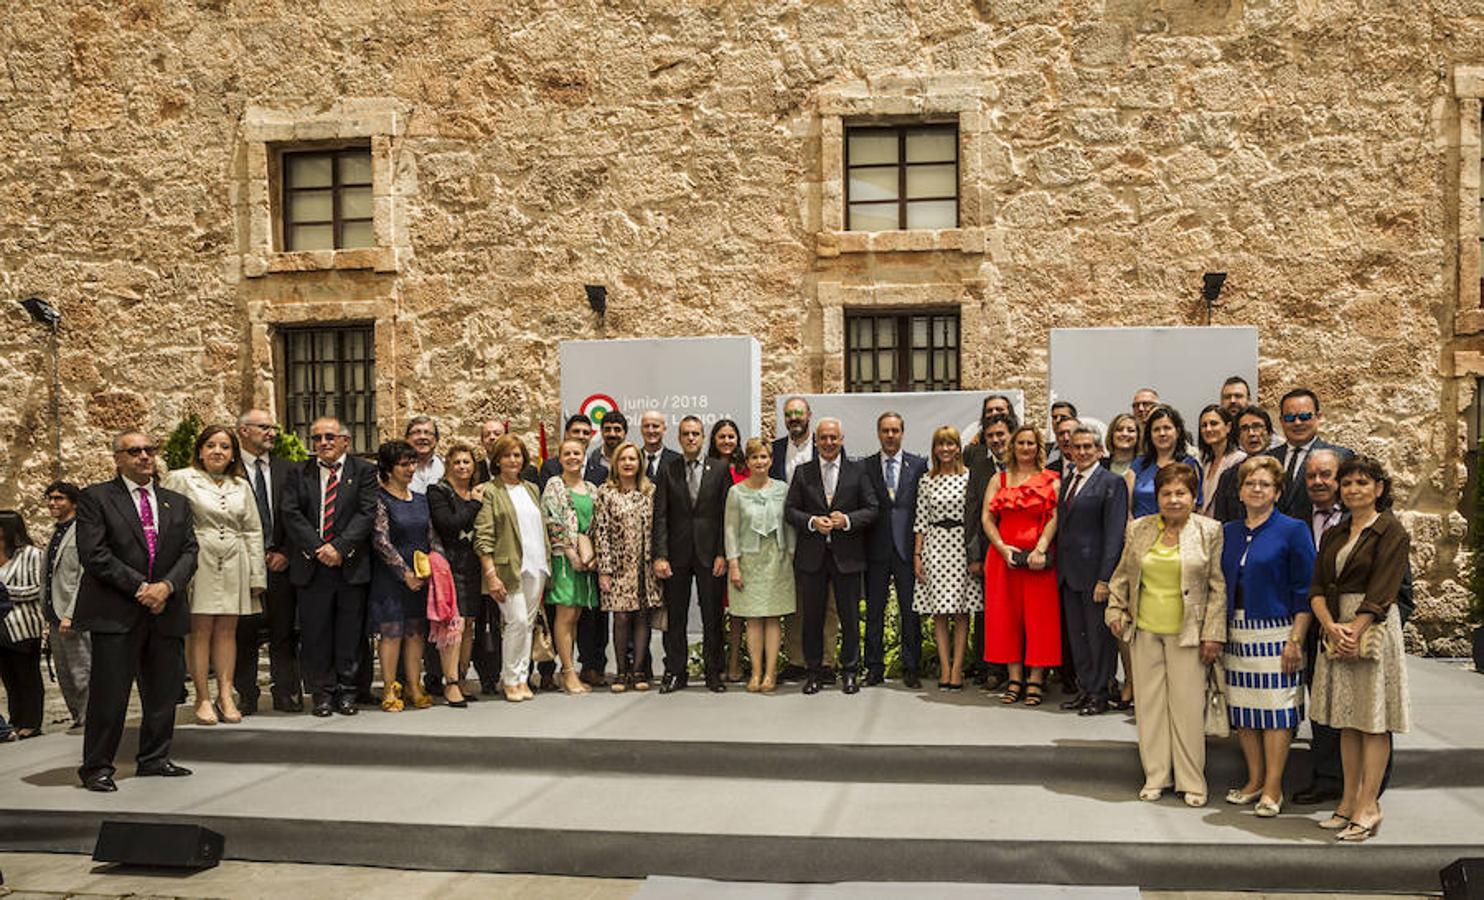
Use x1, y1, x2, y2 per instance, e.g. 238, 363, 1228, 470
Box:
579, 393, 618, 425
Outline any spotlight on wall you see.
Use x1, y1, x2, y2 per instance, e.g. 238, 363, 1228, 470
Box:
1201, 272, 1227, 325
584, 284, 607, 317
19, 296, 61, 327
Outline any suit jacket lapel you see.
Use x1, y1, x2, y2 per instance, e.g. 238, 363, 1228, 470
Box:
110, 478, 150, 554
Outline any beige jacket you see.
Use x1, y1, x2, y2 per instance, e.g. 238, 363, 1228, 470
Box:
1106, 513, 1226, 647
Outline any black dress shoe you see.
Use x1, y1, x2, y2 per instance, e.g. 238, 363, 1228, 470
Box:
706, 680, 726, 693
802, 675, 822, 695
334, 695, 358, 716
136, 761, 192, 777
311, 699, 333, 717
864, 671, 885, 687
83, 773, 118, 792
659, 674, 682, 694
842, 672, 860, 695
820, 667, 837, 686
1079, 698, 1109, 716
902, 671, 922, 689
779, 665, 806, 683
1292, 785, 1343, 805
238, 696, 259, 716
1061, 693, 1090, 711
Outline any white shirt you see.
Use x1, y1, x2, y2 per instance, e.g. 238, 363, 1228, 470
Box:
785, 436, 814, 483
242, 450, 274, 514
120, 474, 160, 531
643, 448, 665, 479
1065, 462, 1098, 501
1283, 437, 1318, 483
507, 484, 550, 578
410, 454, 445, 494
810, 454, 851, 534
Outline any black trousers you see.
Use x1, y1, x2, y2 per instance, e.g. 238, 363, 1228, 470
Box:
81, 625, 183, 780
0, 639, 44, 732
577, 607, 610, 675
235, 569, 300, 704
865, 553, 921, 676
470, 595, 501, 688
663, 564, 725, 681
1059, 583, 1115, 702
297, 566, 366, 702
798, 556, 862, 675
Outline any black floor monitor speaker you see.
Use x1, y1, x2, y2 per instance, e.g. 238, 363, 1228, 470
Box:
1443, 858, 1484, 900
93, 821, 224, 869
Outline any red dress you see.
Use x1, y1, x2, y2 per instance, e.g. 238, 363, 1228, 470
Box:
983, 469, 1062, 667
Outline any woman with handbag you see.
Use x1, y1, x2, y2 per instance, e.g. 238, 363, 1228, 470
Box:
981, 424, 1061, 706
1220, 456, 1315, 817
541, 437, 600, 694
592, 442, 663, 693
0, 511, 46, 738
370, 440, 460, 710
1308, 456, 1411, 843
1106, 463, 1225, 807
475, 434, 552, 703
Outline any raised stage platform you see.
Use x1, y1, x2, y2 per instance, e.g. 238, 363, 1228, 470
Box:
0, 657, 1480, 893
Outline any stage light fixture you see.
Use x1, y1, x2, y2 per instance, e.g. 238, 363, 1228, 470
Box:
1202, 272, 1227, 302
19, 296, 60, 327
585, 284, 607, 316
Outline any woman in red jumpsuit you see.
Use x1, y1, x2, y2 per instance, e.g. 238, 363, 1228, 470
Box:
982, 424, 1061, 706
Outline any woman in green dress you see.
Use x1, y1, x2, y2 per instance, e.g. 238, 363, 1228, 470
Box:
541, 438, 599, 694
724, 438, 795, 693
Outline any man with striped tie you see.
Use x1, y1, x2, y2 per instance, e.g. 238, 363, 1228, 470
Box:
281, 417, 378, 717
74, 430, 199, 792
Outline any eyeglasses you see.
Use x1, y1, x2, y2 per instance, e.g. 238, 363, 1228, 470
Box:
44, 494, 68, 502
1131, 401, 1157, 410
244, 423, 279, 433
1281, 412, 1315, 423
1238, 423, 1269, 433
310, 433, 342, 444
783, 411, 809, 420
120, 446, 158, 457
1242, 480, 1277, 490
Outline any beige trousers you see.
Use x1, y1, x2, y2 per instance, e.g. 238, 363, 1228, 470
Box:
1131, 628, 1208, 796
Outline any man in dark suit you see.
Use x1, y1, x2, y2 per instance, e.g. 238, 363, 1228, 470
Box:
1054, 426, 1128, 716
638, 410, 682, 483
861, 412, 926, 688
234, 409, 300, 713
1266, 388, 1352, 519
770, 395, 817, 482
1212, 405, 1277, 522
280, 416, 378, 717
74, 430, 200, 791
652, 415, 731, 692
965, 412, 1012, 688
785, 418, 879, 695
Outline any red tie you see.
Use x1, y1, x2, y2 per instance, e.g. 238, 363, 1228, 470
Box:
137, 487, 157, 578
321, 462, 341, 541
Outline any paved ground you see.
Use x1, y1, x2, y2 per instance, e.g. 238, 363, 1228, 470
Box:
0, 854, 1435, 899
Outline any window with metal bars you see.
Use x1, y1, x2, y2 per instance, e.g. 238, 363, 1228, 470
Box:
844, 123, 959, 232
280, 146, 374, 251
845, 310, 961, 393
279, 324, 378, 453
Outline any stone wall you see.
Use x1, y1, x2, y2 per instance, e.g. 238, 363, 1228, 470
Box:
2, 0, 1483, 650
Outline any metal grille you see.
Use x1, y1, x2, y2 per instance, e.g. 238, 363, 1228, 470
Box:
280, 324, 377, 453
845, 310, 960, 393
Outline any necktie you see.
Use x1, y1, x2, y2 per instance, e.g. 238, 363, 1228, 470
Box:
885, 457, 897, 500
687, 459, 701, 503
137, 487, 157, 578
1286, 447, 1301, 483
321, 461, 341, 541
824, 461, 837, 505
647, 453, 658, 480
1065, 471, 1083, 503
253, 458, 273, 535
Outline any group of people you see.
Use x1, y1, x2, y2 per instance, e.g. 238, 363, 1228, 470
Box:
0, 377, 1410, 845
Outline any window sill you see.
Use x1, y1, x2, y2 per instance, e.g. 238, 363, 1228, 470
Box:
815, 227, 984, 257
243, 247, 400, 277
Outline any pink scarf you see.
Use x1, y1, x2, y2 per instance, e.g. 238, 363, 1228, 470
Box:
425, 551, 463, 650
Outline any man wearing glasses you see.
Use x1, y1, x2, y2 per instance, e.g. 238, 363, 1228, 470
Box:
280, 417, 378, 717
74, 431, 200, 792
1267, 388, 1352, 518
1210, 405, 1282, 522
235, 410, 300, 713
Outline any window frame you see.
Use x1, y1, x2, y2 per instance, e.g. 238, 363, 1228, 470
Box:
843, 123, 961, 232
278, 144, 375, 253
277, 322, 379, 454
844, 307, 961, 393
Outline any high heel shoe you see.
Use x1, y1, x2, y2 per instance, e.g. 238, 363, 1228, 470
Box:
760, 675, 777, 693
610, 673, 629, 694
442, 683, 468, 708
408, 684, 434, 710
215, 700, 243, 724
1336, 816, 1382, 842
194, 700, 219, 726
746, 677, 761, 693
381, 681, 404, 712
1318, 813, 1352, 830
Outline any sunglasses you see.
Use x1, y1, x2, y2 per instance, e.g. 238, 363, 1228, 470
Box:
310, 433, 343, 443
783, 411, 809, 419
120, 446, 158, 457
1280, 412, 1315, 423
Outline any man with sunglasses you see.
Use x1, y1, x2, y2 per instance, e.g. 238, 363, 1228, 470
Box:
1267, 389, 1351, 519
280, 417, 379, 717
74, 431, 200, 792
235, 410, 300, 713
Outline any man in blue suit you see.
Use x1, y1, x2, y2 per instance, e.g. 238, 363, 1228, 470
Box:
861, 412, 926, 688
1054, 426, 1128, 716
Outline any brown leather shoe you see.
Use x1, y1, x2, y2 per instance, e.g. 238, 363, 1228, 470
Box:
580, 669, 609, 687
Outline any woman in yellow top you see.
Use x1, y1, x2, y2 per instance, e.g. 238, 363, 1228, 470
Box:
1107, 463, 1225, 807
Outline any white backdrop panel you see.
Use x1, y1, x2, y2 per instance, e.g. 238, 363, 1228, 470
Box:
775, 390, 1026, 460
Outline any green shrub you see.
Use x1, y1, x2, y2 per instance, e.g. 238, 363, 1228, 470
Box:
273, 428, 309, 462
161, 414, 203, 471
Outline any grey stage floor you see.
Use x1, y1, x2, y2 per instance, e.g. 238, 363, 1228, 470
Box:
0, 658, 1479, 892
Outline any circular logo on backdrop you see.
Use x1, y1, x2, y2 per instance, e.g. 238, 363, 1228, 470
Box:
579, 393, 619, 425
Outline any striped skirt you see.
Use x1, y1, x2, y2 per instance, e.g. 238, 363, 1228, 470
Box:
1222, 611, 1304, 730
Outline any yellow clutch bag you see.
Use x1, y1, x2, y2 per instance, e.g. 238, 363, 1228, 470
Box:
412, 550, 431, 579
